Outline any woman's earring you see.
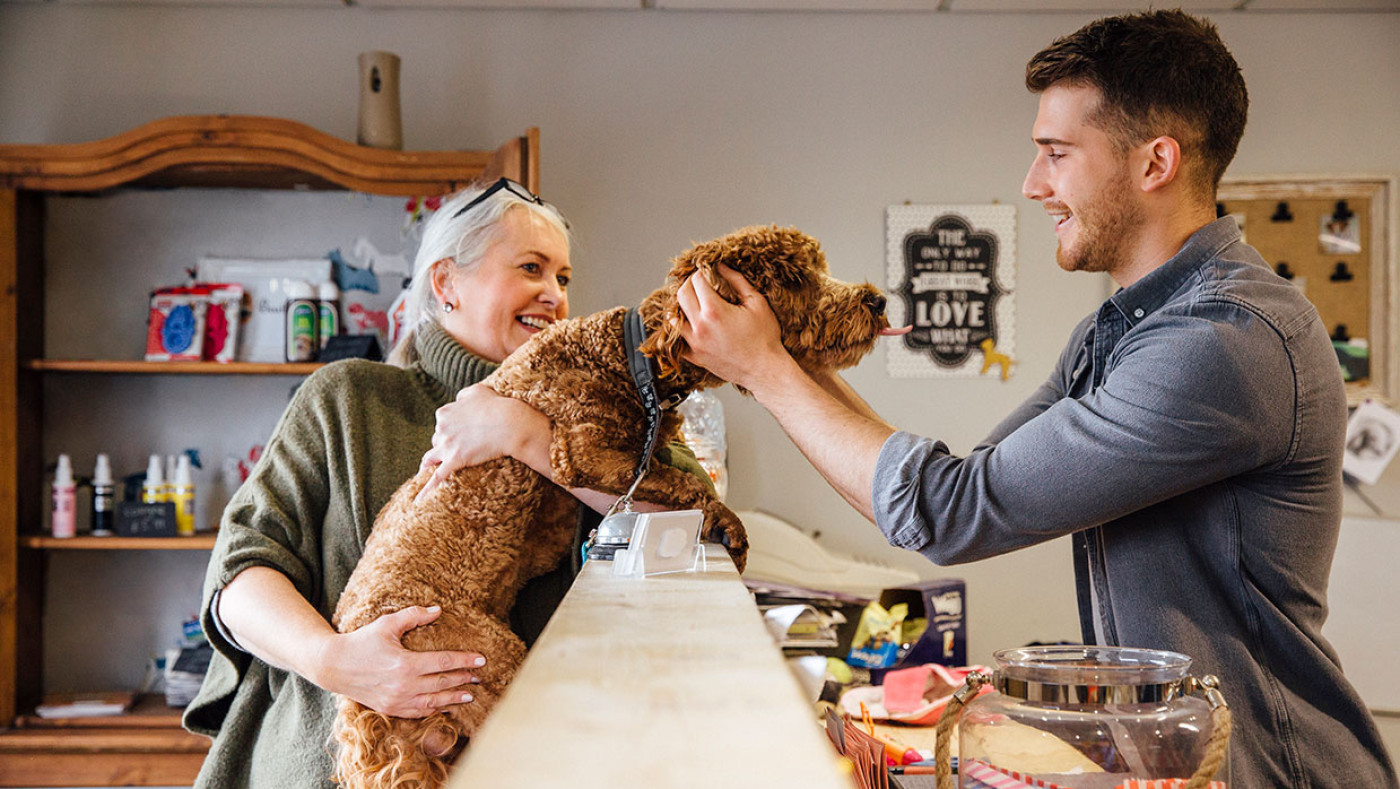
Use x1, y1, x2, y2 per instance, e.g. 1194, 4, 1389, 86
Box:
442, 301, 454, 313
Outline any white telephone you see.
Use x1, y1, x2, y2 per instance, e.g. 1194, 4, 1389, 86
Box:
736, 509, 918, 598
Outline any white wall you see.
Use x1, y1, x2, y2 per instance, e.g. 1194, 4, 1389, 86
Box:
2, 6, 1398, 695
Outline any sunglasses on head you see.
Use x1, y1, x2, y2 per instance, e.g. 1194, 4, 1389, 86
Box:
450, 177, 547, 220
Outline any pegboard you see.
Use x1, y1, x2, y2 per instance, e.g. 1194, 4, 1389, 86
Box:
1216, 196, 1370, 348
1218, 177, 1396, 403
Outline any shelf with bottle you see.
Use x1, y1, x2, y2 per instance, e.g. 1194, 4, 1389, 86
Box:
20, 534, 217, 551
0, 115, 544, 785
27, 359, 325, 375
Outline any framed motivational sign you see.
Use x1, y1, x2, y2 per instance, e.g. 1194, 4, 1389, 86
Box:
886, 204, 1017, 379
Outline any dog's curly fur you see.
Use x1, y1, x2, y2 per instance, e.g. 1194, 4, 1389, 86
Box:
329, 225, 894, 788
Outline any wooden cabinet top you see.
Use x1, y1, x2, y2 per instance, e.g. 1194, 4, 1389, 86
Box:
0, 115, 537, 196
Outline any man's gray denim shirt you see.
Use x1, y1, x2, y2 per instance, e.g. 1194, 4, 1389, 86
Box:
873, 217, 1397, 788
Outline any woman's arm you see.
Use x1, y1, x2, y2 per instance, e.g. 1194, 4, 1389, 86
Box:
218, 566, 486, 718
415, 385, 681, 513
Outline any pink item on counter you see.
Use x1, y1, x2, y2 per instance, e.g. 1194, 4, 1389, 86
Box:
841, 664, 993, 726
1115, 781, 1227, 789
883, 662, 975, 713
961, 760, 1046, 789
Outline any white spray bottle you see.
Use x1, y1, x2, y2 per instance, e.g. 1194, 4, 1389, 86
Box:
51, 454, 76, 538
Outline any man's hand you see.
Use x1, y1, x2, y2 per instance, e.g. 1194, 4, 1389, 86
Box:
416, 384, 551, 502
675, 264, 797, 393
316, 606, 485, 718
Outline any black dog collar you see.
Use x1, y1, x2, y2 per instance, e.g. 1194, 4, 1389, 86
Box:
623, 307, 683, 487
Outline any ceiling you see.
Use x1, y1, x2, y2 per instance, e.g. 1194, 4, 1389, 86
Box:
6, 0, 1399, 9
632, 0, 1400, 8
359, 0, 1400, 10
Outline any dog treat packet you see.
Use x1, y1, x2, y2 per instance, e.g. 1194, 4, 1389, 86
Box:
145, 287, 209, 362
846, 601, 908, 668
200, 283, 244, 363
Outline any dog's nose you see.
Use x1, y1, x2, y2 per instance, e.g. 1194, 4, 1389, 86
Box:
864, 292, 887, 315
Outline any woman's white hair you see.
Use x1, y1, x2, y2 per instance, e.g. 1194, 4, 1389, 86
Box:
388, 180, 571, 367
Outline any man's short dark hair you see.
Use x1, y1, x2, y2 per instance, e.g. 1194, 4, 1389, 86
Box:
1025, 9, 1248, 196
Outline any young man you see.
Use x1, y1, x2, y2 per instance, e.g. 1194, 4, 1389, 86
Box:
676, 10, 1397, 788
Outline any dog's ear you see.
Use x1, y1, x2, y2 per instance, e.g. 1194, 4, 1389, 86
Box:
639, 293, 689, 380
668, 237, 740, 305
715, 225, 823, 297
666, 225, 824, 306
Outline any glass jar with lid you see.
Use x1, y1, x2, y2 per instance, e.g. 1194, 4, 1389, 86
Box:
936, 645, 1231, 789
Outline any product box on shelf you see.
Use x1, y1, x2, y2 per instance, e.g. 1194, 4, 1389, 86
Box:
145, 288, 209, 362
201, 283, 244, 363
860, 579, 966, 681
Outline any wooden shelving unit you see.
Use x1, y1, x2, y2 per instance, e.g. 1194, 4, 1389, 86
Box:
19, 535, 218, 551
27, 360, 325, 375
0, 115, 540, 786
1, 696, 206, 787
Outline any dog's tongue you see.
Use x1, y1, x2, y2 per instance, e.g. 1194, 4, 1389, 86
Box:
880, 326, 913, 336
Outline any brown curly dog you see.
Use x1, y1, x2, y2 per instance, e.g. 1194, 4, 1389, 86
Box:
329, 224, 897, 788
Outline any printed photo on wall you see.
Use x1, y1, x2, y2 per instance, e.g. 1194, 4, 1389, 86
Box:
885, 204, 1016, 379
1319, 209, 1362, 255
1343, 399, 1400, 486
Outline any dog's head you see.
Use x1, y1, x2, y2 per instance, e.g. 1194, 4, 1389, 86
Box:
640, 225, 896, 387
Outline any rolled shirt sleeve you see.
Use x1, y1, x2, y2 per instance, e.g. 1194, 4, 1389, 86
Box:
872, 300, 1295, 566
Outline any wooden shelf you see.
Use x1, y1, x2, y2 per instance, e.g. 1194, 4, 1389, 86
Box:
20, 534, 216, 550
0, 117, 541, 783
16, 694, 185, 730
28, 359, 323, 375
1, 696, 207, 786
0, 115, 538, 196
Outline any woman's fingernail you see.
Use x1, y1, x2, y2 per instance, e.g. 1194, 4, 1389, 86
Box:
473, 656, 486, 667
427, 605, 441, 613
461, 693, 474, 703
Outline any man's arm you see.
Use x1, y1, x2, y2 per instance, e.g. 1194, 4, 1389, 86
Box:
675, 264, 894, 521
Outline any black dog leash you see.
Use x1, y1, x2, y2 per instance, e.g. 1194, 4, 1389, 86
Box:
583, 308, 695, 563
620, 307, 684, 500
585, 308, 684, 563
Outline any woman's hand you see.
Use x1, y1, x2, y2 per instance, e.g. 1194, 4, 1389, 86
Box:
315, 606, 485, 718
417, 384, 551, 502
218, 568, 484, 717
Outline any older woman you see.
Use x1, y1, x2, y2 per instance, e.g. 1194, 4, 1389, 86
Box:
184, 179, 708, 788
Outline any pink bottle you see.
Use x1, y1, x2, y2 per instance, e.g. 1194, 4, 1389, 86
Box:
51, 454, 77, 538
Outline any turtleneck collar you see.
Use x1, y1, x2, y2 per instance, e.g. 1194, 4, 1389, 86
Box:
413, 319, 499, 398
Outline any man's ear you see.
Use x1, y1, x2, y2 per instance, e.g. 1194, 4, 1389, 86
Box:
1139, 135, 1182, 193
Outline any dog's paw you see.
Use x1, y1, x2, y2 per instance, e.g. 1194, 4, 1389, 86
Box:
704, 510, 749, 573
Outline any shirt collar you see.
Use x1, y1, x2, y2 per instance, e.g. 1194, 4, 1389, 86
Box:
1107, 216, 1240, 327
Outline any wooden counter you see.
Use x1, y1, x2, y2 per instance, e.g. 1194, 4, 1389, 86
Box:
448, 544, 851, 789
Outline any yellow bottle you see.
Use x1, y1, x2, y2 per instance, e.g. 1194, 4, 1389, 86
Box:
141, 454, 165, 504
172, 454, 196, 537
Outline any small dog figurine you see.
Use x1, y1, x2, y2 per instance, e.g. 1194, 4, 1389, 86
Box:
330, 225, 901, 788
979, 338, 1015, 381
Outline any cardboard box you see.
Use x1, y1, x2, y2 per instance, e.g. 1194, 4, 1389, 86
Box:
871, 579, 966, 680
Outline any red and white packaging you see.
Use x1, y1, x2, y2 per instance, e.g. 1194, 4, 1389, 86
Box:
200, 283, 244, 363
145, 287, 209, 362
